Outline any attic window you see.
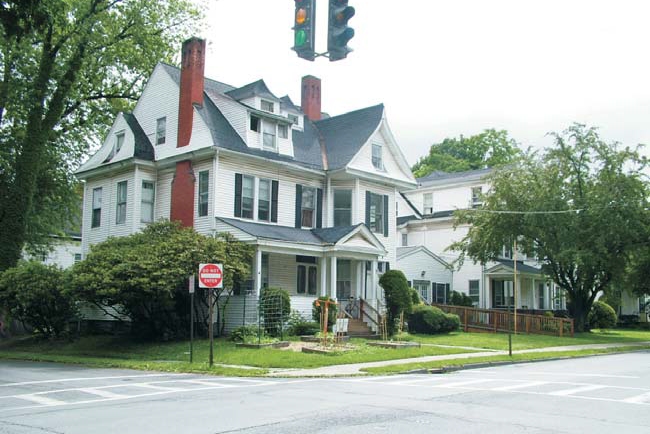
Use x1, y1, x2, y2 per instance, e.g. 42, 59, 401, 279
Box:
115, 132, 124, 154
372, 144, 383, 170
250, 115, 260, 132
261, 100, 274, 112
288, 114, 299, 125
156, 117, 166, 145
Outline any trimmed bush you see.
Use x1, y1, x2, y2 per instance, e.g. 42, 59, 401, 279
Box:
588, 300, 617, 329
312, 296, 337, 330
409, 305, 460, 334
450, 290, 473, 307
410, 287, 422, 305
380, 270, 413, 336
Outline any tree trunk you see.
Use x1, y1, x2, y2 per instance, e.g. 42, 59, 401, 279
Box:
567, 290, 591, 332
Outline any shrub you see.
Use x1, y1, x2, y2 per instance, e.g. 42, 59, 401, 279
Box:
410, 288, 422, 305
312, 296, 337, 330
380, 270, 413, 336
229, 325, 262, 342
450, 290, 473, 307
260, 287, 291, 336
409, 305, 460, 334
0, 261, 77, 339
588, 300, 617, 329
287, 309, 320, 335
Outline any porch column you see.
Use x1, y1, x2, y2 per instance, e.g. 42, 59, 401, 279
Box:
356, 261, 364, 299
254, 248, 262, 298
532, 278, 536, 309
370, 259, 378, 305
330, 256, 337, 301
320, 256, 327, 297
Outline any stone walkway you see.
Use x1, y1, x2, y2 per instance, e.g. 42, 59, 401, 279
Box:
266, 341, 650, 377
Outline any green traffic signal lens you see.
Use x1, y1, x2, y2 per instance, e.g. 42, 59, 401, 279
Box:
295, 30, 307, 46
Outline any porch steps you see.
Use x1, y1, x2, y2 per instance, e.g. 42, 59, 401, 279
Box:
346, 319, 377, 338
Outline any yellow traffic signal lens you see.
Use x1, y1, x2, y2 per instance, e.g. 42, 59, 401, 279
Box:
296, 8, 307, 25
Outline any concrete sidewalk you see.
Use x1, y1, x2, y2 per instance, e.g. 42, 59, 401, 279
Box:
267, 341, 650, 377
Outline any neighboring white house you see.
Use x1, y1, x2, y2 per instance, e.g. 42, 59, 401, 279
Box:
75, 38, 417, 332
397, 246, 453, 304
24, 233, 82, 270
398, 168, 566, 312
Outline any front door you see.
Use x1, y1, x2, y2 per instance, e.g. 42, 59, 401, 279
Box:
491, 279, 513, 308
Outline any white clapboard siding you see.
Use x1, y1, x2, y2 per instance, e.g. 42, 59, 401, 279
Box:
155, 169, 174, 221
221, 295, 259, 334
396, 247, 452, 296
359, 180, 396, 266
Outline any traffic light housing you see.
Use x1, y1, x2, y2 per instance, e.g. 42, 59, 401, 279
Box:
328, 0, 355, 61
292, 0, 316, 61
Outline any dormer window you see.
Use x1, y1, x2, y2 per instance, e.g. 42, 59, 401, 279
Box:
288, 114, 299, 125
250, 115, 260, 132
115, 132, 124, 154
156, 117, 166, 145
372, 144, 383, 170
261, 100, 274, 112
423, 193, 433, 214
262, 121, 276, 150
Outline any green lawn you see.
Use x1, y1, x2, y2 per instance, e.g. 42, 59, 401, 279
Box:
1, 329, 648, 376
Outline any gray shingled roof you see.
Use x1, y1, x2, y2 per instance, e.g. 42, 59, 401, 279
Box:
226, 79, 281, 102
218, 218, 358, 245
280, 95, 300, 112
417, 168, 492, 186
397, 215, 418, 226
123, 113, 154, 161
315, 104, 384, 170
493, 259, 543, 275
159, 63, 235, 94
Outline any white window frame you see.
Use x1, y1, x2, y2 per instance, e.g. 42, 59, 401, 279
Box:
156, 117, 166, 145
278, 123, 288, 139
262, 120, 277, 150
301, 186, 316, 228
401, 233, 408, 246
423, 192, 433, 214
257, 178, 271, 222
141, 181, 155, 223
371, 143, 383, 170
250, 115, 260, 132
333, 189, 352, 227
115, 132, 125, 154
368, 192, 384, 234
336, 260, 352, 299
413, 280, 430, 303
261, 100, 274, 112
198, 170, 209, 217
241, 175, 254, 219
469, 280, 480, 305
91, 187, 102, 228
115, 181, 127, 225
297, 264, 317, 295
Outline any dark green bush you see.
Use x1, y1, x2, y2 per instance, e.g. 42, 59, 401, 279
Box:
588, 300, 617, 329
380, 270, 413, 336
260, 287, 291, 336
229, 325, 262, 342
291, 321, 321, 336
409, 305, 460, 334
450, 290, 473, 307
312, 296, 337, 330
410, 287, 422, 305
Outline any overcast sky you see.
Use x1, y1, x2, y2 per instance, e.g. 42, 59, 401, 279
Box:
197, 0, 650, 165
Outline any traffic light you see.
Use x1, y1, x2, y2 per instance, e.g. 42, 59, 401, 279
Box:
328, 0, 355, 61
292, 0, 316, 61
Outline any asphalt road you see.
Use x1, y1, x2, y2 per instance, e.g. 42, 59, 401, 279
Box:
1, 352, 649, 433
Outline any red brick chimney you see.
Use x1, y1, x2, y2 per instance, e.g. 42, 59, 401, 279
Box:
171, 37, 205, 228
301, 75, 321, 121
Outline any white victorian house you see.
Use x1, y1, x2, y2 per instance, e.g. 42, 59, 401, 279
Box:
75, 38, 416, 332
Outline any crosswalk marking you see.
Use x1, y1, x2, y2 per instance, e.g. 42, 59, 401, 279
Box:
437, 379, 495, 388
16, 394, 66, 406
548, 384, 607, 396
623, 392, 650, 404
131, 383, 186, 391
181, 380, 233, 387
492, 381, 548, 391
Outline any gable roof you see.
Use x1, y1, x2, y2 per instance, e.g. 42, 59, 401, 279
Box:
315, 104, 384, 170
417, 168, 492, 187
397, 245, 451, 268
486, 259, 543, 275
226, 79, 281, 102
123, 113, 154, 161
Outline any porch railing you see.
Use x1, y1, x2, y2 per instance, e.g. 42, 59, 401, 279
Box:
359, 298, 383, 330
431, 303, 574, 337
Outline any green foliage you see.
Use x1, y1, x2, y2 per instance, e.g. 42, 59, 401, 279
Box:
312, 296, 337, 330
450, 124, 649, 331
412, 129, 521, 178
0, 0, 203, 270
287, 310, 320, 336
229, 325, 264, 343
71, 221, 253, 339
409, 305, 460, 334
0, 261, 77, 338
588, 301, 618, 330
379, 270, 414, 336
410, 287, 422, 305
260, 287, 291, 337
450, 291, 473, 307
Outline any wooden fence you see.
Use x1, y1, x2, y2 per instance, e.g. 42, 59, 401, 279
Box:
431, 303, 574, 337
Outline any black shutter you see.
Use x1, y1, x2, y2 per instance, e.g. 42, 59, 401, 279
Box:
407, 280, 412, 288
316, 188, 323, 228
234, 173, 242, 217
271, 180, 279, 223
365, 191, 371, 227
295, 184, 303, 228
383, 194, 389, 237
386, 261, 390, 271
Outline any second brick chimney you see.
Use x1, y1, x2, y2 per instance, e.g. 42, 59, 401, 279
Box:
301, 75, 321, 121
170, 37, 205, 228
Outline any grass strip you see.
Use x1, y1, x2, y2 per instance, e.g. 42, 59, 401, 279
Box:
361, 345, 650, 375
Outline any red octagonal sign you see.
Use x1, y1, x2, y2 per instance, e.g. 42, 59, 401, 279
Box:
199, 263, 223, 289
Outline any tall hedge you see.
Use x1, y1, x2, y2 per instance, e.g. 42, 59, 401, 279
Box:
379, 270, 413, 336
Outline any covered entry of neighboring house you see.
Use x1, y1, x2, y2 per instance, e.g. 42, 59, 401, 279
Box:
214, 217, 388, 333
485, 260, 564, 311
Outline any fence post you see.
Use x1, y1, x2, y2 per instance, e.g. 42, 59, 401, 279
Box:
525, 317, 530, 334
464, 308, 468, 332
494, 313, 498, 333
559, 318, 564, 337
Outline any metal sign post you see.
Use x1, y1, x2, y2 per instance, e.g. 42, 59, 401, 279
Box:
198, 263, 223, 369
208, 288, 214, 367
189, 275, 194, 363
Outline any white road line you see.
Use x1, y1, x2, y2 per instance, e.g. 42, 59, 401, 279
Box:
492, 381, 548, 391
437, 379, 495, 388
181, 380, 233, 387
548, 384, 607, 396
0, 373, 185, 387
78, 388, 128, 399
623, 392, 650, 404
390, 377, 448, 386
507, 371, 640, 379
15, 394, 66, 406
131, 384, 187, 391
